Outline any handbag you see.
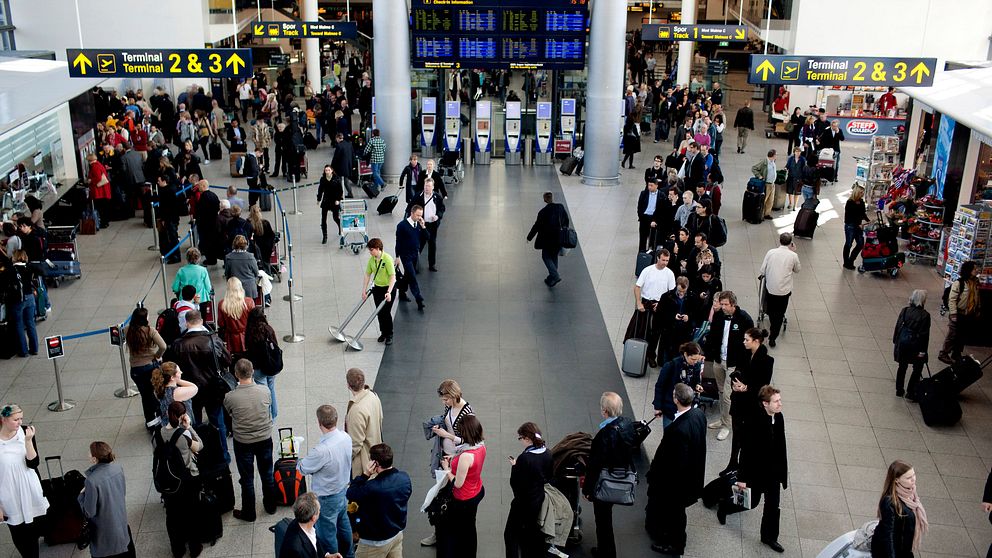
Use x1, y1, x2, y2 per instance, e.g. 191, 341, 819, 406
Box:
75, 518, 92, 550
558, 208, 577, 249
593, 466, 637, 506
709, 216, 728, 247
425, 482, 454, 526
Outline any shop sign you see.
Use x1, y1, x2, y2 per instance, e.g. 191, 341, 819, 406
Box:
748, 55, 937, 87
846, 120, 879, 137
643, 24, 746, 42
251, 21, 358, 39
554, 138, 573, 154
67, 49, 252, 78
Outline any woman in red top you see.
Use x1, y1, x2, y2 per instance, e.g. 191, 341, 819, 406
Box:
438, 414, 486, 558
87, 153, 112, 227
217, 276, 255, 356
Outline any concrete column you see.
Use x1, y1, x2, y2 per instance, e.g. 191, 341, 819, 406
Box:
303, 0, 321, 95
903, 101, 924, 169
676, 0, 696, 86
958, 135, 981, 207
372, 0, 412, 179
581, 0, 627, 187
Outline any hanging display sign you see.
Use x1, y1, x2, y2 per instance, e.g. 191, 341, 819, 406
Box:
748, 55, 937, 87
642, 24, 746, 42
252, 21, 358, 39
932, 115, 956, 199
67, 49, 252, 78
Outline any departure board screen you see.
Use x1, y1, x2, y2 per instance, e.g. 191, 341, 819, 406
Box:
411, 0, 588, 69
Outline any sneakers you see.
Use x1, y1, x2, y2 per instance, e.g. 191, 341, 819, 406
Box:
708, 420, 723, 429
420, 533, 436, 546
716, 427, 731, 441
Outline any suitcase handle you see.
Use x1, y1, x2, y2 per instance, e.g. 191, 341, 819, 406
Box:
45, 456, 64, 481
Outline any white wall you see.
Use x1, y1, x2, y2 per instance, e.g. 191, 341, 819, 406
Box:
791, 0, 992, 61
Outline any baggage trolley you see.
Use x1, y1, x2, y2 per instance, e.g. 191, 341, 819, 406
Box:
756, 274, 787, 331
817, 148, 836, 184
45, 225, 81, 287
356, 158, 374, 190
339, 199, 369, 254
550, 433, 591, 548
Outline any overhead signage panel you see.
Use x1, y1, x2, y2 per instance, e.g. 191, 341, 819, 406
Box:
251, 21, 358, 39
748, 55, 937, 87
643, 24, 746, 42
67, 49, 252, 78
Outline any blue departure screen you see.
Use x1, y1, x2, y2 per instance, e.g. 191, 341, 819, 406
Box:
411, 1, 588, 69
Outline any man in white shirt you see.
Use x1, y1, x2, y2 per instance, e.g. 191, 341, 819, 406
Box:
635, 249, 677, 368
759, 233, 801, 347
407, 179, 445, 272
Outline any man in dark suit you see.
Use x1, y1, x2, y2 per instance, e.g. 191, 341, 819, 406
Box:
243, 148, 262, 207
647, 382, 707, 556
526, 192, 569, 287
717, 385, 788, 554
417, 158, 447, 199
279, 492, 342, 558
637, 180, 662, 252
330, 133, 354, 195
407, 178, 445, 272
685, 142, 706, 190
395, 205, 428, 311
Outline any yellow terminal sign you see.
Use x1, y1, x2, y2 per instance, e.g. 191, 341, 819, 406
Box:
748, 55, 937, 87
67, 49, 252, 78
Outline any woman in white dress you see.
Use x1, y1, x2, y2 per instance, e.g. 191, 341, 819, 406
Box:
0, 404, 49, 558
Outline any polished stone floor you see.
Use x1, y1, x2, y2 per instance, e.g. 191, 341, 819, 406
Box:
0, 71, 989, 558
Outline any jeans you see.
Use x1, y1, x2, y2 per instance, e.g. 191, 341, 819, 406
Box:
252, 370, 278, 419
371, 162, 385, 189
802, 185, 815, 201
131, 362, 161, 426
661, 415, 673, 430
541, 247, 560, 283
232, 438, 275, 519
843, 224, 864, 266
191, 397, 230, 464
833, 150, 841, 179
11, 294, 38, 356
316, 490, 353, 558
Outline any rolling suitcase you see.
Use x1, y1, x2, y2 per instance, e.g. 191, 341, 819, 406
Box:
702, 469, 736, 509
376, 194, 399, 215
209, 141, 222, 161
273, 428, 307, 506
362, 182, 381, 199
793, 206, 818, 238
931, 355, 985, 394
560, 156, 579, 176
917, 364, 962, 427
635, 230, 659, 276
303, 132, 318, 150
40, 456, 86, 546
198, 485, 225, 545
230, 153, 245, 178
742, 190, 764, 224
0, 321, 16, 359
270, 517, 292, 556
621, 311, 650, 377
200, 465, 235, 514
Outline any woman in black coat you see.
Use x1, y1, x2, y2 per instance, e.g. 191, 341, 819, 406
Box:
872, 460, 928, 558
892, 289, 931, 400
727, 327, 774, 470
621, 113, 642, 169
316, 165, 344, 244
505, 422, 553, 558
787, 107, 803, 153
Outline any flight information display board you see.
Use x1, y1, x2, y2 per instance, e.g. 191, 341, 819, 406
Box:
411, 0, 588, 69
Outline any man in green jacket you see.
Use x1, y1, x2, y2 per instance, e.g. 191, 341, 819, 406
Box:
752, 150, 779, 221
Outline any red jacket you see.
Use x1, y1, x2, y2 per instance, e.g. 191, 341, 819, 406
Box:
88, 160, 112, 200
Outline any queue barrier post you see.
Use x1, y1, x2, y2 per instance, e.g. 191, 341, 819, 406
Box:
147, 185, 159, 251
47, 358, 75, 412
114, 325, 139, 399
283, 241, 302, 302
160, 256, 170, 308
283, 275, 305, 344
344, 298, 389, 351
289, 175, 302, 215
280, 210, 288, 262
328, 286, 373, 342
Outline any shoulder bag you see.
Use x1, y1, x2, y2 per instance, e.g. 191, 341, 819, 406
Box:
425, 482, 454, 526
559, 207, 577, 249
593, 466, 637, 506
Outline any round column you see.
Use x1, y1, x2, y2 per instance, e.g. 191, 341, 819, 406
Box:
303, 0, 321, 96
372, 0, 412, 180
676, 0, 696, 86
581, 0, 627, 187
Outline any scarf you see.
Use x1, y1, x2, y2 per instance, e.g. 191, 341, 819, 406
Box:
895, 482, 928, 551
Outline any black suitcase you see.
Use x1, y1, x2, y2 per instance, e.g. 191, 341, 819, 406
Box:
270, 517, 292, 556
918, 373, 962, 427
932, 356, 985, 394
635, 250, 654, 277
0, 320, 15, 359
377, 195, 398, 215
200, 466, 235, 514
560, 156, 579, 176
303, 132, 318, 150
198, 484, 225, 546
362, 182, 380, 199
193, 423, 227, 472
793, 207, 818, 238
742, 190, 764, 224
702, 470, 736, 509
209, 141, 222, 161
40, 456, 86, 546
259, 191, 272, 212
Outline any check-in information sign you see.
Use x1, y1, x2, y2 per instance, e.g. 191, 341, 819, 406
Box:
748, 55, 937, 87
643, 24, 746, 42
67, 49, 252, 78
252, 21, 357, 39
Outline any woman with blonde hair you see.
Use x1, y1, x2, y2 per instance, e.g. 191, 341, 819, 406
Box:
218, 277, 255, 355
151, 361, 197, 424
842, 185, 870, 270
873, 460, 928, 557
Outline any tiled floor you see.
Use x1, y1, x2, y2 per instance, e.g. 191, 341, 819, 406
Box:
0, 69, 989, 558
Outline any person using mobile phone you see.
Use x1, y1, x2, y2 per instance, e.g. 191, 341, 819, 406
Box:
345, 444, 412, 558
0, 404, 48, 558
727, 328, 774, 472
505, 422, 553, 557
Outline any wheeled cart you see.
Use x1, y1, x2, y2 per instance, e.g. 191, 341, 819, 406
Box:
339, 199, 369, 254
44, 225, 81, 287
756, 274, 787, 331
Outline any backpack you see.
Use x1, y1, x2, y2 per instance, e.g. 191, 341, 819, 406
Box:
156, 308, 182, 346
152, 428, 192, 495
258, 339, 284, 376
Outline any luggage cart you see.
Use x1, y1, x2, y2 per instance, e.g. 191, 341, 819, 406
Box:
339, 199, 368, 254
859, 212, 904, 277
44, 225, 81, 287
756, 274, 787, 331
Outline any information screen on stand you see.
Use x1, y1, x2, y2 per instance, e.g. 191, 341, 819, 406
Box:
411, 0, 588, 70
